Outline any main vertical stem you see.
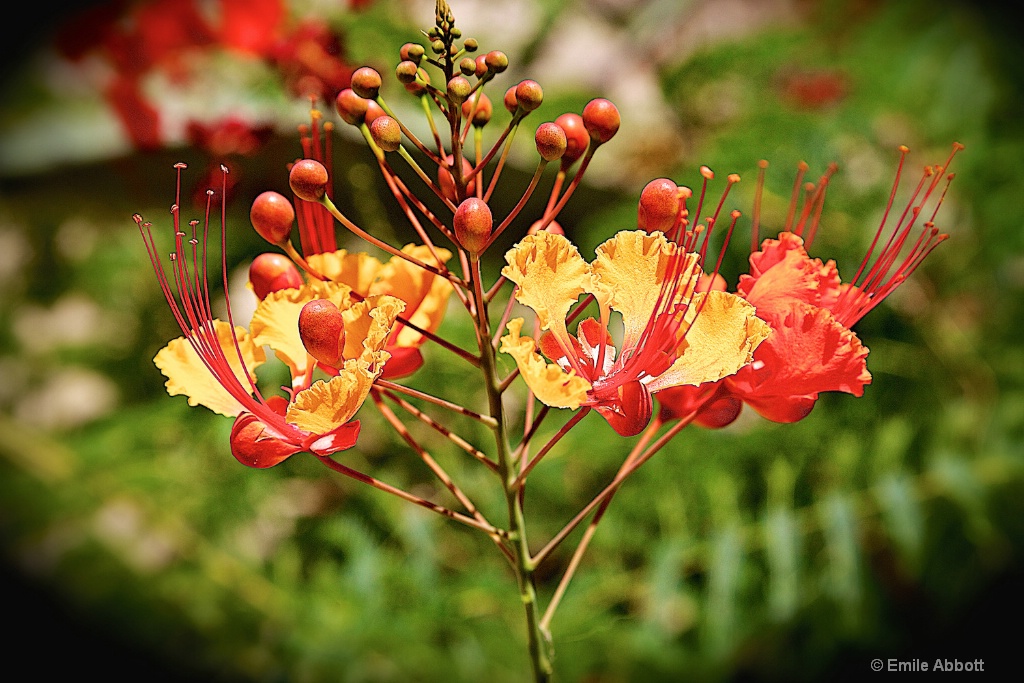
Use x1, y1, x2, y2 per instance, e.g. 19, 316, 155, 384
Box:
470, 256, 553, 682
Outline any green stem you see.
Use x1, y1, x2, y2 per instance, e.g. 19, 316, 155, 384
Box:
470, 255, 553, 682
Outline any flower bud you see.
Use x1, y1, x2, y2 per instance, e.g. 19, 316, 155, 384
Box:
637, 178, 679, 234
474, 55, 488, 78
399, 42, 424, 64
462, 93, 492, 127
515, 80, 543, 112
553, 114, 588, 169
459, 57, 477, 76
364, 100, 386, 125
582, 98, 620, 144
351, 66, 382, 99
535, 122, 567, 162
289, 159, 329, 202
447, 75, 472, 103
454, 197, 492, 254
503, 86, 518, 114
484, 50, 508, 73
250, 191, 295, 244
396, 60, 419, 84
463, 37, 479, 52
298, 299, 346, 367
370, 115, 402, 152
405, 67, 430, 96
528, 219, 564, 236
249, 253, 302, 299
437, 155, 476, 203
430, 39, 445, 54
335, 88, 368, 126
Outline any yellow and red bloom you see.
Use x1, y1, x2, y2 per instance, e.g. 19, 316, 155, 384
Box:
137, 165, 404, 468
659, 143, 963, 426
500, 229, 770, 436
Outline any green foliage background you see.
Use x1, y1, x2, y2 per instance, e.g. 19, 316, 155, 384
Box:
1, 0, 1022, 680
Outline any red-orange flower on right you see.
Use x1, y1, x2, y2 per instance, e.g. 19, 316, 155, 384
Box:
659, 143, 963, 427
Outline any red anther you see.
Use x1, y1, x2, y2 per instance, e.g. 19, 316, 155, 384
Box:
462, 93, 493, 127
637, 178, 680, 234
503, 86, 518, 114
298, 298, 346, 367
249, 253, 303, 299
370, 115, 402, 152
289, 159, 329, 202
535, 122, 567, 162
335, 88, 369, 126
581, 98, 620, 144
554, 113, 589, 168
351, 66, 382, 99
454, 197, 493, 254
438, 155, 475, 203
250, 191, 295, 244
515, 80, 543, 112
700, 165, 714, 180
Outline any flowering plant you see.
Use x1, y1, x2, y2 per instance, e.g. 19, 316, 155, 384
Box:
134, 2, 961, 679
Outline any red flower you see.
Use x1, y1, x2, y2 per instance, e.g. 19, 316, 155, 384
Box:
659, 143, 964, 426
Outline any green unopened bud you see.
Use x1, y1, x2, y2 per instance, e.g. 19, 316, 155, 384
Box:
459, 57, 477, 76
400, 42, 425, 63
396, 60, 419, 84
431, 39, 445, 54
463, 37, 478, 52
447, 76, 472, 103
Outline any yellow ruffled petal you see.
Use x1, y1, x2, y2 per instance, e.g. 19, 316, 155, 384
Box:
646, 291, 772, 392
306, 249, 384, 296
593, 230, 699, 350
502, 232, 596, 341
341, 294, 407, 368
250, 280, 353, 378
154, 320, 266, 417
499, 318, 591, 409
373, 244, 453, 348
286, 357, 380, 433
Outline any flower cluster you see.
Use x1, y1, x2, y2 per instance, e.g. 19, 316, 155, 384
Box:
134, 2, 962, 679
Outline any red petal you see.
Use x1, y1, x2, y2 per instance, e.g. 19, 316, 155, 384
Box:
380, 347, 424, 380
596, 380, 653, 437
305, 420, 361, 455
230, 412, 302, 468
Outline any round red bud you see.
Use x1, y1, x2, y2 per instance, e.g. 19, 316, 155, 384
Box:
404, 67, 430, 96
298, 299, 346, 367
249, 253, 302, 299
474, 55, 488, 77
335, 88, 368, 126
447, 75, 472, 103
515, 80, 543, 112
351, 66, 382, 99
528, 219, 564, 236
503, 86, 518, 114
370, 116, 402, 152
638, 178, 680, 234
484, 50, 508, 73
437, 155, 476, 203
395, 60, 419, 84
535, 122, 567, 162
289, 159, 329, 202
454, 197, 492, 254
554, 113, 589, 168
461, 93, 492, 127
250, 191, 295, 244
364, 100, 386, 125
399, 42, 424, 64
582, 98, 620, 143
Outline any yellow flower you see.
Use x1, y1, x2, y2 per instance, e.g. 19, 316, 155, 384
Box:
500, 230, 770, 436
